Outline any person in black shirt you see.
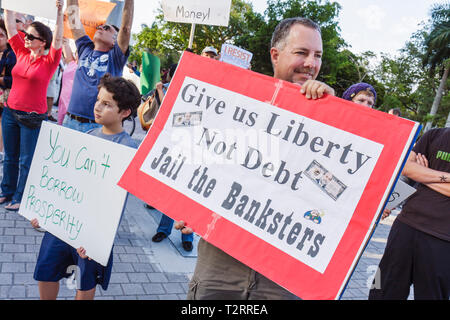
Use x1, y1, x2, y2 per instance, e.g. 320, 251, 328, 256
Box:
369, 128, 450, 300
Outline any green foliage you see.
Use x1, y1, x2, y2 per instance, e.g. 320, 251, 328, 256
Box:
128, 0, 449, 128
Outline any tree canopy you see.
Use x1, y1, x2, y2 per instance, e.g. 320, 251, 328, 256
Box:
130, 0, 450, 130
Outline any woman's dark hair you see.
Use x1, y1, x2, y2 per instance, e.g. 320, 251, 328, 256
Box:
30, 21, 52, 50
98, 73, 141, 118
0, 19, 7, 35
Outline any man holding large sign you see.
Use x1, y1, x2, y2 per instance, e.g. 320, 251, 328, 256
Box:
182, 17, 335, 300
119, 18, 419, 299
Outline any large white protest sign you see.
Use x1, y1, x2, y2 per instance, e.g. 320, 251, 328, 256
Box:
385, 179, 416, 210
2, 0, 57, 20
139, 77, 384, 273
220, 43, 253, 69
19, 122, 135, 266
161, 0, 232, 27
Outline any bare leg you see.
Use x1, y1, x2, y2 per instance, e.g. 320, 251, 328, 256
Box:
75, 287, 96, 300
38, 281, 60, 300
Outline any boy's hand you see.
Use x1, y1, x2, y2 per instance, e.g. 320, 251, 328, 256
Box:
174, 220, 194, 235
30, 218, 40, 229
77, 247, 92, 260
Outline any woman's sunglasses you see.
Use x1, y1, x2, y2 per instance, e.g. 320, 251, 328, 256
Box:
23, 32, 45, 42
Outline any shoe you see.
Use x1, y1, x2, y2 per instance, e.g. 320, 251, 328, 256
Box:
5, 201, 20, 211
182, 241, 193, 252
152, 232, 167, 242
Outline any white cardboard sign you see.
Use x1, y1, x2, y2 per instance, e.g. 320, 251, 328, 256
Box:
385, 179, 416, 210
161, 0, 232, 27
219, 43, 253, 69
2, 0, 57, 21
19, 122, 135, 266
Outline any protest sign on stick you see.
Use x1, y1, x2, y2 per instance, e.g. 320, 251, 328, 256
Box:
385, 179, 416, 210
119, 52, 420, 299
161, 0, 232, 27
63, 0, 117, 40
2, 0, 57, 20
220, 43, 253, 69
19, 122, 135, 266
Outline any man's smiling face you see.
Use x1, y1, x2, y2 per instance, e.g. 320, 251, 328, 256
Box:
271, 24, 323, 85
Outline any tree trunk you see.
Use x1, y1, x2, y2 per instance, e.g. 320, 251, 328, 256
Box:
425, 64, 449, 131
446, 111, 450, 128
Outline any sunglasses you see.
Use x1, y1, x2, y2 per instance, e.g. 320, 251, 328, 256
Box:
23, 32, 45, 42
96, 24, 113, 32
16, 19, 25, 24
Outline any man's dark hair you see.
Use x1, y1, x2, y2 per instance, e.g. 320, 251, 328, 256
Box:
271, 17, 321, 50
389, 108, 401, 116
30, 21, 52, 50
98, 74, 141, 118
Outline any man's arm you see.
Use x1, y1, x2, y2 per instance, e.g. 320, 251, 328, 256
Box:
66, 0, 87, 40
426, 183, 450, 197
117, 0, 134, 55
402, 151, 450, 184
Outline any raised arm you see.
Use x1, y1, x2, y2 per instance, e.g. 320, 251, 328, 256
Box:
52, 0, 65, 50
66, 0, 87, 40
117, 0, 134, 55
402, 151, 450, 184
4, 10, 18, 40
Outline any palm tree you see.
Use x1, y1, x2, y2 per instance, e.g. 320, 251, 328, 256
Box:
422, 3, 450, 131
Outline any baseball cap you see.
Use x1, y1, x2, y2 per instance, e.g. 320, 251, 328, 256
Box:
202, 46, 218, 56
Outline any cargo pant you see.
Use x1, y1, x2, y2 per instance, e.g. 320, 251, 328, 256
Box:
187, 238, 300, 300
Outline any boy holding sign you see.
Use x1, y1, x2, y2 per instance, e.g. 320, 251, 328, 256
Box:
32, 74, 141, 300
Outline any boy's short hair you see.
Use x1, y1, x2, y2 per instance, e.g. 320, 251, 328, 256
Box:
98, 74, 141, 118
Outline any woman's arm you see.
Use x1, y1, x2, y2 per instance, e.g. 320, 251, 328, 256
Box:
52, 0, 65, 50
4, 10, 18, 40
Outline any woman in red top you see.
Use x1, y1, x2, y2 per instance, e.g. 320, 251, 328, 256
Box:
0, 1, 64, 211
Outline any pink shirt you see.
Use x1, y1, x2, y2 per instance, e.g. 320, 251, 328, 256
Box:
7, 33, 62, 113
57, 60, 77, 124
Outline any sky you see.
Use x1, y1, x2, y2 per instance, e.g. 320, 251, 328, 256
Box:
131, 0, 442, 57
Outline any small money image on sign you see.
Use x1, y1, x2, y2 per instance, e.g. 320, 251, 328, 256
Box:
304, 160, 347, 201
172, 111, 202, 127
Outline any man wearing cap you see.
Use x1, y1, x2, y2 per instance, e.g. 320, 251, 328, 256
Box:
342, 82, 377, 108
178, 17, 335, 300
63, 0, 134, 132
201, 46, 218, 59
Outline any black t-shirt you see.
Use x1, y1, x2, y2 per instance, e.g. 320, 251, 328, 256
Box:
398, 128, 450, 241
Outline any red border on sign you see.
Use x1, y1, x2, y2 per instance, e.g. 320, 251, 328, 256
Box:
119, 52, 418, 300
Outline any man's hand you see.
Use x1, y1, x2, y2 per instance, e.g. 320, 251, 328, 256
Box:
300, 80, 335, 100
381, 208, 391, 220
415, 153, 429, 168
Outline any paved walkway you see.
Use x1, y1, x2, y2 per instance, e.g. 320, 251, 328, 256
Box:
0, 115, 413, 300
